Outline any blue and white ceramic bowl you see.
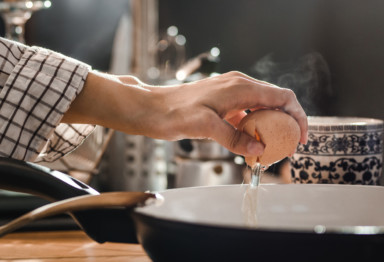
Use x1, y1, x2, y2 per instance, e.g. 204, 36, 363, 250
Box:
291, 116, 383, 184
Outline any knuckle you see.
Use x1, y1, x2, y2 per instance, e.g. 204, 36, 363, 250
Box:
225, 71, 243, 79
285, 88, 297, 100
230, 70, 242, 76
279, 88, 297, 105
227, 75, 245, 88
219, 71, 249, 89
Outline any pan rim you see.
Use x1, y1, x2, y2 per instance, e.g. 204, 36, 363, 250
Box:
135, 183, 384, 236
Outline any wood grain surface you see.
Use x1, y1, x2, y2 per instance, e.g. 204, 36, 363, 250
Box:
0, 230, 151, 261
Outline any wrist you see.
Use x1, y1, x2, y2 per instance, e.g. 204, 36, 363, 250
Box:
63, 71, 157, 135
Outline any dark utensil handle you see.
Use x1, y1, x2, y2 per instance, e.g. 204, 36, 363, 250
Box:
0, 192, 156, 238
0, 157, 98, 201
0, 157, 145, 244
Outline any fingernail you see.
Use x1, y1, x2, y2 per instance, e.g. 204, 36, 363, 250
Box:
247, 141, 264, 155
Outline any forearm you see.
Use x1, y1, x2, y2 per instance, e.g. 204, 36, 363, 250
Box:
61, 71, 155, 135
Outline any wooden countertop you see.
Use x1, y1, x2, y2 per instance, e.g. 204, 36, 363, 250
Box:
0, 230, 152, 261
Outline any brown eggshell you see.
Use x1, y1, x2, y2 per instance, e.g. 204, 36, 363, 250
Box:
238, 109, 300, 168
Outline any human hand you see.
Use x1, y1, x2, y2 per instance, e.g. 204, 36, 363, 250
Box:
63, 71, 308, 158
120, 71, 308, 157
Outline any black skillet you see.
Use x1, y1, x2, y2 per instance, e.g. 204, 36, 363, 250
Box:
1, 157, 384, 262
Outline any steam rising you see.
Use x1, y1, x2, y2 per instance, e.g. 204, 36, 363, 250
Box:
251, 52, 333, 116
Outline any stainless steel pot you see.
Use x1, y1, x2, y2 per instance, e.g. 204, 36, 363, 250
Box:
174, 139, 234, 160
173, 157, 244, 187
173, 139, 240, 188
1, 157, 384, 262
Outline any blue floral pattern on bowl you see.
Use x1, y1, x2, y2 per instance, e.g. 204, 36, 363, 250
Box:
297, 132, 382, 156
291, 117, 383, 185
291, 156, 382, 185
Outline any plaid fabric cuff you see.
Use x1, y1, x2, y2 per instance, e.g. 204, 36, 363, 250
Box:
0, 41, 94, 162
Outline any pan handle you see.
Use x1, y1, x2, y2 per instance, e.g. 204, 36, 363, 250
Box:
0, 158, 151, 244
0, 191, 157, 238
0, 157, 99, 201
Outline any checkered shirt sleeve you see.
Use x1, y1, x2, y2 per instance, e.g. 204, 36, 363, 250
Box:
0, 38, 95, 163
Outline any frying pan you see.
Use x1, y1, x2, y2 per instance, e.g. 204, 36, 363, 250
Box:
1, 157, 384, 262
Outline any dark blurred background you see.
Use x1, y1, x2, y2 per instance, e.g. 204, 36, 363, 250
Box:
158, 0, 384, 119
1, 0, 383, 230
1, 0, 384, 119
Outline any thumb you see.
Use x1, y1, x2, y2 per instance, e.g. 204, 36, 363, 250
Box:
211, 120, 265, 157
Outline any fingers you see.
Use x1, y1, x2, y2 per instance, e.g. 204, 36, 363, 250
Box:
220, 71, 278, 88
218, 71, 308, 144
224, 110, 247, 128
275, 89, 308, 144
209, 116, 265, 157
292, 107, 308, 144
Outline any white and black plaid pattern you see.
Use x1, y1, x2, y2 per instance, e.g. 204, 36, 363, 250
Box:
0, 38, 94, 163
